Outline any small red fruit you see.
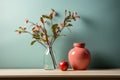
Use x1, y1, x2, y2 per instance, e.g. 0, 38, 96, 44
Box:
59, 61, 68, 71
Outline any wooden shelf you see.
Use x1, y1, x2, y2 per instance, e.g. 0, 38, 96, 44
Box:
0, 69, 120, 80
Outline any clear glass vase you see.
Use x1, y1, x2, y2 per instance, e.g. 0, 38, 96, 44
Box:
44, 46, 57, 70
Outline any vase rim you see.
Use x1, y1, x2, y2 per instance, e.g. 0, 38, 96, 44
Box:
73, 42, 85, 48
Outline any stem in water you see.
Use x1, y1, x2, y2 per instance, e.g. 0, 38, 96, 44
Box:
49, 46, 57, 69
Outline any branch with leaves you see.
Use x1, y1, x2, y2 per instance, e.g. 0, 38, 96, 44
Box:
15, 9, 80, 48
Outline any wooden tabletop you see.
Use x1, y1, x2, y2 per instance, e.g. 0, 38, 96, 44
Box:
0, 69, 120, 78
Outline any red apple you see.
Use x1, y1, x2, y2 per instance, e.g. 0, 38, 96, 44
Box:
59, 61, 68, 71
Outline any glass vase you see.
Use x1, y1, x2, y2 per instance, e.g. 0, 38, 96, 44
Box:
44, 46, 57, 70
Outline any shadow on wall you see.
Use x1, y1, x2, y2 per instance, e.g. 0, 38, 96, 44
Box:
89, 52, 117, 69
60, 15, 120, 69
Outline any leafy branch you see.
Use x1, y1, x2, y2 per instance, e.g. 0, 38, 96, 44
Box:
15, 9, 80, 48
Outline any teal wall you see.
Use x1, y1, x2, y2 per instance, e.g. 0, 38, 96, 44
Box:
0, 0, 120, 69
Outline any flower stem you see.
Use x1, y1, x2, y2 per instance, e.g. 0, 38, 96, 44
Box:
48, 45, 57, 69
24, 31, 47, 49
29, 21, 36, 25
51, 27, 64, 45
37, 40, 47, 49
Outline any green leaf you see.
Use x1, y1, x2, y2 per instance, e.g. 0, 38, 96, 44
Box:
49, 13, 53, 20
51, 24, 58, 39
40, 17, 44, 24
69, 11, 71, 16
66, 20, 71, 22
32, 34, 40, 39
64, 15, 71, 23
72, 17, 76, 21
66, 23, 73, 27
56, 27, 61, 33
15, 30, 19, 32
19, 27, 22, 29
39, 38, 46, 43
42, 15, 50, 19
40, 33, 44, 37
31, 40, 36, 45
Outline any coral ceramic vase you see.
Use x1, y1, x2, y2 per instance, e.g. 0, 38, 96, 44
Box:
68, 43, 90, 70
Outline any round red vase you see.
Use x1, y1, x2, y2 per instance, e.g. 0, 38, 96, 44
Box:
68, 43, 91, 70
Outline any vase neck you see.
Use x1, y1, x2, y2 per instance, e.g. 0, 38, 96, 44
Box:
73, 43, 85, 48
45, 44, 57, 70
